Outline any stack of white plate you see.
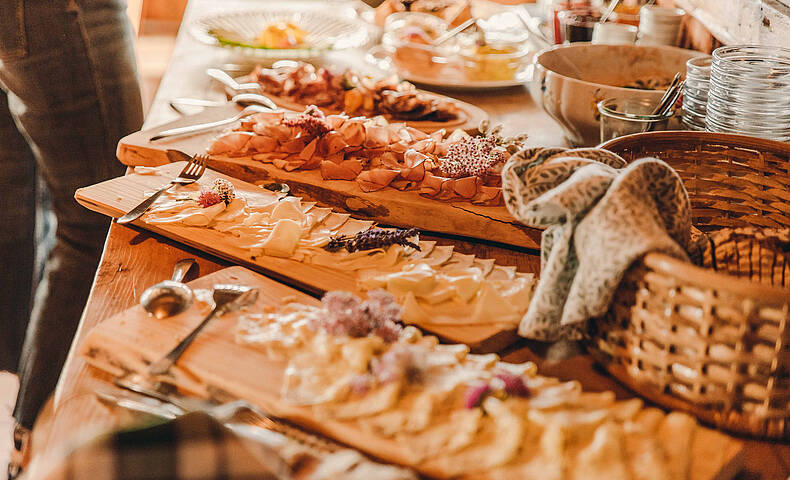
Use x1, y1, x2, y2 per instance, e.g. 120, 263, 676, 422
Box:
637, 6, 684, 46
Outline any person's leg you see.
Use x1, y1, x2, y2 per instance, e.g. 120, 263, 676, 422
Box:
0, 91, 36, 374
0, 0, 144, 427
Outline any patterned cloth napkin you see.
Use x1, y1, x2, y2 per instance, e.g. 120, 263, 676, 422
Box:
26, 412, 290, 480
502, 147, 694, 341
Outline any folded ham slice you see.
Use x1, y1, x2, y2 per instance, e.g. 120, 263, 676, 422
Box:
357, 169, 400, 192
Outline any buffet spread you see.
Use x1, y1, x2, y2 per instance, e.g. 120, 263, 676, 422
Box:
51, 0, 790, 478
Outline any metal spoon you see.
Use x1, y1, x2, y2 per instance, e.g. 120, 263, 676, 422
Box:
432, 18, 476, 46
600, 0, 621, 23
150, 104, 274, 141
169, 93, 278, 113
147, 284, 259, 376
207, 68, 262, 92
140, 259, 196, 319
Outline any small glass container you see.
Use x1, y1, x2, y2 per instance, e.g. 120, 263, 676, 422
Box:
459, 42, 530, 82
597, 97, 673, 142
558, 9, 600, 43
682, 55, 711, 131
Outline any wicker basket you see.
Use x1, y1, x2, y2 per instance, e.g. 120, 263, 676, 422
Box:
591, 131, 790, 439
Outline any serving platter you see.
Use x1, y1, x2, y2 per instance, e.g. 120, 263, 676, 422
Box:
79, 266, 744, 480
228, 73, 490, 133
75, 162, 526, 352
116, 106, 542, 250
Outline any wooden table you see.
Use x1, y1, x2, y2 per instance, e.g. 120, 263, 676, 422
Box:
32, 1, 790, 478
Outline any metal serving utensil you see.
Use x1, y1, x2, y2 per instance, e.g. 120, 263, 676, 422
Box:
103, 379, 341, 454
169, 93, 279, 114
206, 67, 261, 92
432, 18, 476, 46
150, 105, 274, 141
117, 153, 207, 224
642, 73, 684, 132
147, 285, 259, 376
140, 258, 196, 319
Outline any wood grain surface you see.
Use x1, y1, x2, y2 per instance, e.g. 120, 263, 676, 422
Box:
117, 106, 543, 249
79, 265, 744, 480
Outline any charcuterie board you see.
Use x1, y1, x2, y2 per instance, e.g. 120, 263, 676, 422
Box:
116, 106, 543, 250
75, 162, 526, 352
80, 266, 744, 480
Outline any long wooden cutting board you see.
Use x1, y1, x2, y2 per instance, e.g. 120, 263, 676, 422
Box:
116, 105, 543, 250
80, 266, 744, 480
74, 162, 521, 352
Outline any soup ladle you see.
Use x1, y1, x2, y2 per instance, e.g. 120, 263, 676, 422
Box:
140, 258, 196, 319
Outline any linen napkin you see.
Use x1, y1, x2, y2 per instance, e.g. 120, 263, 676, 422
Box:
501, 147, 694, 340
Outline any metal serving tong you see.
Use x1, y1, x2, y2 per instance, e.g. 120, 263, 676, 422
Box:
643, 72, 685, 132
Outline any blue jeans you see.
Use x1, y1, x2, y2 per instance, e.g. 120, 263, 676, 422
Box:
0, 0, 144, 427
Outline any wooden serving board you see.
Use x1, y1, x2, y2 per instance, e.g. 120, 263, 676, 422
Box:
116, 106, 543, 250
80, 266, 744, 480
74, 162, 520, 353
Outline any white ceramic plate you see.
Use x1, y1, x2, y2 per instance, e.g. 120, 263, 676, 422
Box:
191, 9, 377, 59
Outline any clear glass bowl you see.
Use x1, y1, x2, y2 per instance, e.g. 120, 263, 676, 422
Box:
459, 43, 531, 82
705, 45, 790, 141
682, 55, 711, 131
597, 97, 673, 142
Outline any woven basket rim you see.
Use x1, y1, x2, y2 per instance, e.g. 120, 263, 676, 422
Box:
598, 129, 790, 153
643, 252, 790, 301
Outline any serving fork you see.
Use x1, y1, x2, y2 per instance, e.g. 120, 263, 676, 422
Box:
102, 376, 340, 453
117, 152, 207, 224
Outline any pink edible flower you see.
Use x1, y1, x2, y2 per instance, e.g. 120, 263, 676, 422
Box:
318, 290, 402, 342
464, 382, 492, 409
282, 105, 331, 137
197, 190, 223, 208
495, 371, 530, 398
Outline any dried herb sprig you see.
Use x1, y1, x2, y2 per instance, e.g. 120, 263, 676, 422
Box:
325, 228, 421, 253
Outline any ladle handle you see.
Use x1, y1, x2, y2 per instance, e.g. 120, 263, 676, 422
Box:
207, 68, 241, 90
171, 258, 196, 282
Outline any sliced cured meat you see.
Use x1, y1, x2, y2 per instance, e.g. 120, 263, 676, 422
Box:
208, 131, 254, 156
357, 169, 399, 192
321, 159, 363, 180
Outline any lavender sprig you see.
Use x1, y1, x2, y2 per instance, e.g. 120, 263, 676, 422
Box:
325, 228, 421, 253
